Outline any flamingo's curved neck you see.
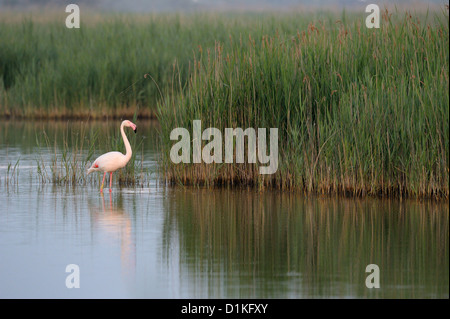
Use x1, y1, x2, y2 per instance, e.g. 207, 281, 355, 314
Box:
121, 122, 132, 162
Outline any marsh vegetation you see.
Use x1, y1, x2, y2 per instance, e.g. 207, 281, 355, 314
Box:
0, 7, 448, 199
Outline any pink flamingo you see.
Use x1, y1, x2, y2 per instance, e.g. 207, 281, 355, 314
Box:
87, 120, 137, 192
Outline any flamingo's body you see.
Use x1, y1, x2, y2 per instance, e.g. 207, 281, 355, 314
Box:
87, 120, 137, 192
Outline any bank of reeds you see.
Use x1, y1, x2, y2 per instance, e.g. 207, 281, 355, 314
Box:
1, 8, 448, 199
158, 8, 449, 200
0, 11, 316, 119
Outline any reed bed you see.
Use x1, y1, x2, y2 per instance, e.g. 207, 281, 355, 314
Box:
0, 11, 312, 119
0, 8, 448, 199
157, 8, 449, 200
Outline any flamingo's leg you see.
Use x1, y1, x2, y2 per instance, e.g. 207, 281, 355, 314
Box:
100, 172, 106, 193
109, 172, 113, 192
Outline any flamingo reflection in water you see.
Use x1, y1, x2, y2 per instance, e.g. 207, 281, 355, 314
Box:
88, 192, 135, 283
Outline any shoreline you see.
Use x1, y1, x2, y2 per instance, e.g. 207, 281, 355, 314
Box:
0, 106, 157, 121
160, 165, 449, 201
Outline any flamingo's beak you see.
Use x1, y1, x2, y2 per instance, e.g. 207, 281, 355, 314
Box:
130, 122, 137, 133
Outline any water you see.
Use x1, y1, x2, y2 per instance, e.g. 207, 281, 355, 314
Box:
0, 120, 448, 298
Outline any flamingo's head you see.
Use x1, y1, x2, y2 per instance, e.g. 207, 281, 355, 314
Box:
123, 120, 137, 133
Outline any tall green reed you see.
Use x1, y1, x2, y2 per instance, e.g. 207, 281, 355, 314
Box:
157, 9, 449, 200
0, 12, 311, 118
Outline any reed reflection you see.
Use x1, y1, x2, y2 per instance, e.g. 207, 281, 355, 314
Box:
162, 189, 449, 298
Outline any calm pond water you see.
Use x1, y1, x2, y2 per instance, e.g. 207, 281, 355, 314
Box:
0, 120, 448, 298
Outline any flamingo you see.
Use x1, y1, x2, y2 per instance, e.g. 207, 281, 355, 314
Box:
87, 120, 137, 192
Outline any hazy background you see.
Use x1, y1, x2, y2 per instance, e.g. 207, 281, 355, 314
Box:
0, 0, 447, 12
